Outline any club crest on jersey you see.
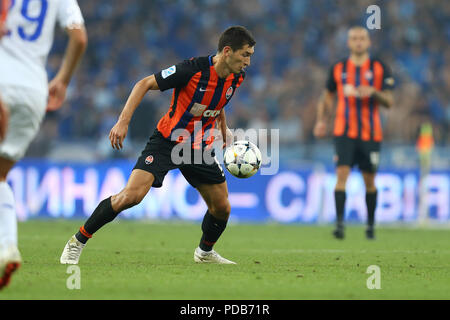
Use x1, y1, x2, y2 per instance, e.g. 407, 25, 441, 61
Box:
145, 155, 154, 165
226, 86, 234, 99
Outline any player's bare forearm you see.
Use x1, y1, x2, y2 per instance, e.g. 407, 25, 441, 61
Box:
110, 75, 159, 150
217, 109, 228, 133
46, 26, 88, 111
54, 26, 88, 85
217, 109, 233, 147
0, 98, 8, 142
372, 89, 393, 109
314, 90, 334, 138
0, 24, 6, 39
316, 90, 334, 122
117, 75, 159, 124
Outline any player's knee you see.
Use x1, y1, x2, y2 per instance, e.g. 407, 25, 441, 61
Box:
362, 173, 376, 191
365, 183, 377, 193
335, 177, 348, 190
209, 200, 231, 220
115, 188, 146, 211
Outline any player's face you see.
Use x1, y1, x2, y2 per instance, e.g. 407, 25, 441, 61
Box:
347, 29, 371, 55
226, 44, 254, 73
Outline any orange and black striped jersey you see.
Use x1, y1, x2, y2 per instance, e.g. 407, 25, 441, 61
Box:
326, 57, 394, 142
155, 55, 245, 149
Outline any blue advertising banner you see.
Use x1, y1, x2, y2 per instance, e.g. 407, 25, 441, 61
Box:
8, 159, 450, 224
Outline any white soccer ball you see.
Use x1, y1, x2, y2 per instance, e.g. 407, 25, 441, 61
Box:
223, 140, 262, 178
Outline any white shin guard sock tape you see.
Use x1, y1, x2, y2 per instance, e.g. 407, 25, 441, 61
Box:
0, 182, 18, 248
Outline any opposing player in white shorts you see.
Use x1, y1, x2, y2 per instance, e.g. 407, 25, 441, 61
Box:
0, 0, 87, 289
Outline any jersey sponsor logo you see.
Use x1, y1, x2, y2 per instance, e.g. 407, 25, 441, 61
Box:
199, 87, 210, 92
161, 65, 176, 79
225, 86, 234, 99
203, 109, 220, 117
145, 155, 154, 165
190, 103, 207, 116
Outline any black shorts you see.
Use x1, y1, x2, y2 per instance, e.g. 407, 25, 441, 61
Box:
334, 136, 381, 173
133, 130, 226, 188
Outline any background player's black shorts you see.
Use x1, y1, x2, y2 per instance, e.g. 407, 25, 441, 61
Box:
133, 130, 226, 188
334, 136, 381, 173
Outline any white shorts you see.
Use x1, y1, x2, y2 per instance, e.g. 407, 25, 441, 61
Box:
0, 85, 47, 161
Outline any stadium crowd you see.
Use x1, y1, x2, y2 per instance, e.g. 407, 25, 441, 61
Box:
32, 0, 449, 163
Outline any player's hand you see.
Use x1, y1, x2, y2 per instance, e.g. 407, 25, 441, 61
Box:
313, 120, 327, 138
47, 78, 68, 111
0, 24, 7, 39
356, 85, 375, 98
109, 120, 128, 150
0, 98, 9, 142
222, 127, 234, 149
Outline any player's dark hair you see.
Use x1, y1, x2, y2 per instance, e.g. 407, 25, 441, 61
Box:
218, 26, 256, 52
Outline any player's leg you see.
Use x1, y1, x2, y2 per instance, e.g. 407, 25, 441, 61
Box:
0, 89, 46, 288
362, 171, 377, 239
0, 157, 21, 289
197, 181, 231, 249
77, 169, 155, 242
180, 156, 235, 264
0, 98, 20, 289
334, 165, 350, 238
61, 130, 173, 264
60, 169, 155, 264
194, 181, 235, 264
358, 140, 380, 239
333, 136, 355, 239
0, 157, 17, 250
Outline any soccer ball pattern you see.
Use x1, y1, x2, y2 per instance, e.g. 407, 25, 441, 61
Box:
223, 140, 262, 178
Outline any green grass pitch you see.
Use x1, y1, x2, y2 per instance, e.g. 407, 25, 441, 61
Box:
1, 220, 449, 300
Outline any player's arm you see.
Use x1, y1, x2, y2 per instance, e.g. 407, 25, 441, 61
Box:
0, 0, 7, 39
0, 98, 8, 142
109, 75, 159, 150
314, 64, 337, 138
372, 89, 393, 109
313, 89, 335, 138
47, 26, 88, 111
357, 60, 394, 109
356, 87, 393, 109
217, 109, 233, 148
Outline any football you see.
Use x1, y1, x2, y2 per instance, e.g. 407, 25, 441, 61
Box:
223, 140, 262, 178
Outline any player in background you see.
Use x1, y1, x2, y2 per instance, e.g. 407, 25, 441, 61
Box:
60, 26, 255, 265
416, 122, 434, 226
313, 26, 394, 240
0, 0, 87, 289
0, 0, 8, 143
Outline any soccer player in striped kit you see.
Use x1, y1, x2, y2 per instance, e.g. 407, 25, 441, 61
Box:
314, 26, 394, 240
61, 26, 255, 265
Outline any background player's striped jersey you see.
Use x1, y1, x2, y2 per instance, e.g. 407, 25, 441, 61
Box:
327, 57, 394, 142
0, 0, 84, 97
155, 55, 245, 149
